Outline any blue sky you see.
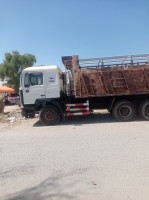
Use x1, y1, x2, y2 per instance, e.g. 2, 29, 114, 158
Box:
0, 0, 149, 72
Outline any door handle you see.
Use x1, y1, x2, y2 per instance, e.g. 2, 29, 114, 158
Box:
41, 95, 45, 97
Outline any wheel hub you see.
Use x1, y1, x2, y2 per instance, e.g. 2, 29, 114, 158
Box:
45, 111, 54, 121
119, 106, 131, 117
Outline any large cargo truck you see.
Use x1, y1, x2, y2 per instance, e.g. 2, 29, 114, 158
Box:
19, 54, 149, 125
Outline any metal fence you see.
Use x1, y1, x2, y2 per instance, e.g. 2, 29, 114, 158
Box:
79, 54, 149, 68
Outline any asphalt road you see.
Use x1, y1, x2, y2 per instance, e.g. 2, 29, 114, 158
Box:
0, 112, 149, 200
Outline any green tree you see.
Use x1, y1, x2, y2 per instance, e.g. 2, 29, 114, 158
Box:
0, 51, 36, 92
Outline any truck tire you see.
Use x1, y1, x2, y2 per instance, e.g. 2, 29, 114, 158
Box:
112, 100, 136, 122
0, 100, 4, 113
39, 105, 60, 126
139, 99, 149, 120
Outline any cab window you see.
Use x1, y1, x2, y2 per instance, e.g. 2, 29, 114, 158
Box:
24, 72, 43, 87
30, 73, 43, 86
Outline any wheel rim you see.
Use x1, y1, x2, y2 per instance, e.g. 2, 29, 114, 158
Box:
45, 111, 55, 121
119, 105, 132, 118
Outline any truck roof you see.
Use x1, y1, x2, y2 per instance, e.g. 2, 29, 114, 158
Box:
23, 65, 62, 73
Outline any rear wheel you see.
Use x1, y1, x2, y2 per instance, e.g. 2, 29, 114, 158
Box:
39, 105, 60, 126
139, 99, 149, 120
112, 100, 136, 122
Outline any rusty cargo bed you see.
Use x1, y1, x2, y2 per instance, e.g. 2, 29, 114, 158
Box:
62, 54, 149, 98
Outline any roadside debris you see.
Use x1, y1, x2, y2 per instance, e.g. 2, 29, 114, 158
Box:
92, 181, 97, 185
0, 105, 24, 129
0, 105, 38, 130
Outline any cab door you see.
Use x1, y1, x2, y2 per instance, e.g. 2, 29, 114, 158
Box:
23, 72, 45, 105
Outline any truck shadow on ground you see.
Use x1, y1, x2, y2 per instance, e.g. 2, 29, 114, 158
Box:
33, 112, 144, 127
4, 169, 88, 200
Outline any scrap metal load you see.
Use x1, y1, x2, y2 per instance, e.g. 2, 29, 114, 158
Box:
62, 54, 149, 98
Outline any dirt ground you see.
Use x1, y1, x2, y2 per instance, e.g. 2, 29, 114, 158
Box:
0, 105, 24, 129
4, 105, 20, 113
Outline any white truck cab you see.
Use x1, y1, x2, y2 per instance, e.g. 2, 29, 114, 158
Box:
22, 66, 63, 105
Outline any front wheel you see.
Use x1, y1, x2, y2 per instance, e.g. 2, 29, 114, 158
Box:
39, 105, 60, 126
139, 99, 149, 120
112, 100, 136, 122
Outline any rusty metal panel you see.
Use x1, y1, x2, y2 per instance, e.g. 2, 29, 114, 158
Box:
72, 55, 81, 97
128, 69, 149, 92
62, 55, 149, 98
73, 66, 149, 98
81, 71, 107, 96
144, 68, 149, 89
62, 56, 73, 70
122, 70, 136, 94
109, 70, 128, 94
102, 71, 114, 94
